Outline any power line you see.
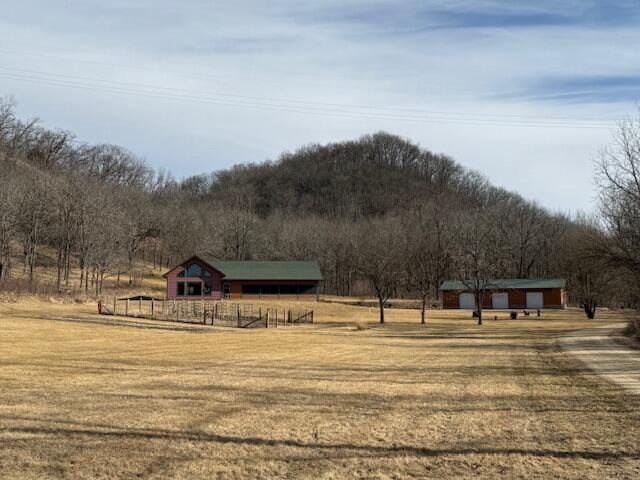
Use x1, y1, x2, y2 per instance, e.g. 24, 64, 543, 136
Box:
0, 48, 362, 92
0, 50, 626, 124
0, 66, 619, 130
0, 49, 628, 125
0, 61, 619, 124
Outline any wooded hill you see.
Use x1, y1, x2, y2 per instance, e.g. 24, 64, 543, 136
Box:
206, 134, 498, 218
1, 97, 638, 316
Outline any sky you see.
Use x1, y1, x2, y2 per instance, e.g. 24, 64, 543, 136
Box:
1, 0, 639, 213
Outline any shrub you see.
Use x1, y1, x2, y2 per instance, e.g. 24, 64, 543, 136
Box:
624, 318, 640, 341
353, 320, 368, 331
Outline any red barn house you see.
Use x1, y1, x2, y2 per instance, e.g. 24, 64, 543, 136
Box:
163, 256, 323, 300
439, 279, 567, 310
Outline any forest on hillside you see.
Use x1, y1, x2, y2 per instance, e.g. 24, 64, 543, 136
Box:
1, 97, 639, 320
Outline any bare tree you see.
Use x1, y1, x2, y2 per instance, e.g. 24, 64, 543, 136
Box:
81, 144, 153, 188
26, 127, 74, 170
452, 209, 506, 325
0, 158, 18, 280
497, 199, 566, 278
16, 168, 52, 282
217, 195, 257, 260
354, 217, 404, 324
90, 203, 126, 296
403, 202, 451, 324
50, 176, 80, 291
0, 96, 17, 146
120, 191, 159, 285
560, 216, 618, 319
595, 111, 640, 277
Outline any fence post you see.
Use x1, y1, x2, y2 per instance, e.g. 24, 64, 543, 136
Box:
177, 302, 180, 322
125, 299, 129, 316
113, 297, 117, 315
151, 299, 155, 318
311, 310, 314, 324
139, 297, 142, 314
237, 304, 241, 328
162, 299, 165, 316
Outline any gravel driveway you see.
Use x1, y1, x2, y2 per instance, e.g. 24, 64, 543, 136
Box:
560, 324, 640, 395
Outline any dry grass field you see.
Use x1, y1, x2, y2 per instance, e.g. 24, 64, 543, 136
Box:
1, 300, 639, 479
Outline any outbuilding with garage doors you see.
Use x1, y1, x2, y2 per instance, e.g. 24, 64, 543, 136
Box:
440, 279, 567, 310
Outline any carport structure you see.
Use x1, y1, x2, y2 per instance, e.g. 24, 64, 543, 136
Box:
440, 278, 567, 310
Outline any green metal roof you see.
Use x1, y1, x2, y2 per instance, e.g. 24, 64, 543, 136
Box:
207, 260, 323, 281
439, 278, 566, 291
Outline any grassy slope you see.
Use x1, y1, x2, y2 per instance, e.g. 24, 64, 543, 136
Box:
1, 244, 165, 299
0, 301, 638, 479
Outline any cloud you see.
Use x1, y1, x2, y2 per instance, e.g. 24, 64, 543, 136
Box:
281, 1, 640, 33
506, 74, 640, 104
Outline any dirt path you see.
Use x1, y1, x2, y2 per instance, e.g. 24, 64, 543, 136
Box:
560, 324, 640, 395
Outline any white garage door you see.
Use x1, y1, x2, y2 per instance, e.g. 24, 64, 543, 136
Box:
526, 292, 544, 309
459, 293, 476, 309
492, 292, 509, 309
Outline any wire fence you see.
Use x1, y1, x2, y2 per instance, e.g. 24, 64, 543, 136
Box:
102, 297, 314, 328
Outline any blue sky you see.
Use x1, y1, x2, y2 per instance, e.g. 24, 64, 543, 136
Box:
1, 0, 639, 212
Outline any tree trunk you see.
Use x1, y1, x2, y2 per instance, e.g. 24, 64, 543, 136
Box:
79, 259, 85, 289
421, 293, 427, 325
582, 300, 597, 319
374, 284, 385, 324
475, 292, 483, 326
64, 244, 71, 285
56, 247, 62, 291
28, 247, 36, 283
153, 242, 157, 269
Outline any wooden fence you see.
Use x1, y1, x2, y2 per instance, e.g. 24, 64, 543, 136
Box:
106, 297, 314, 328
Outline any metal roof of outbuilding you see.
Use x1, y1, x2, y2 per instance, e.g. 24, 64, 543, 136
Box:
439, 278, 566, 291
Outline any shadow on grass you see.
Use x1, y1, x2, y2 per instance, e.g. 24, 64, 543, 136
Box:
2, 419, 638, 461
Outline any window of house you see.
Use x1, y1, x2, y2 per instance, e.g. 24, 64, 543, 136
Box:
186, 264, 202, 277
177, 282, 185, 296
187, 282, 202, 296
203, 281, 213, 295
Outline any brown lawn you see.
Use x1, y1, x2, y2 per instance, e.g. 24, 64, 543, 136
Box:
0, 300, 639, 479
